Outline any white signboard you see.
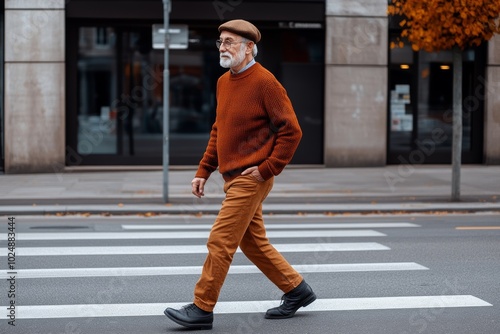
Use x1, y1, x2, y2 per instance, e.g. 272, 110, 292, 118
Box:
152, 24, 188, 49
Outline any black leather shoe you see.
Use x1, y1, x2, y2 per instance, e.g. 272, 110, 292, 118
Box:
164, 303, 213, 330
265, 280, 317, 319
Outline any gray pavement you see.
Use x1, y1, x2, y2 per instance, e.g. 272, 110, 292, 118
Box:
0, 165, 499, 215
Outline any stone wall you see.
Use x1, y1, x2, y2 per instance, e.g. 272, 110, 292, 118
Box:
484, 34, 500, 164
4, 0, 65, 173
324, 0, 388, 167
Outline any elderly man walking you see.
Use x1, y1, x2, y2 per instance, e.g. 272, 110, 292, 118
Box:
164, 19, 316, 330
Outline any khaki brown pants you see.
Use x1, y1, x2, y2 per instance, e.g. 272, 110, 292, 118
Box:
193, 174, 303, 312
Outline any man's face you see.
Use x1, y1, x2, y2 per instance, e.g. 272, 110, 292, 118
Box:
218, 31, 247, 69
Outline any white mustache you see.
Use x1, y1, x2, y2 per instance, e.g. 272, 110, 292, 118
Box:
220, 52, 232, 59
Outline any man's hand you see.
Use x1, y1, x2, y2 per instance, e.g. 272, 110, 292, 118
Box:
191, 177, 207, 198
241, 166, 265, 182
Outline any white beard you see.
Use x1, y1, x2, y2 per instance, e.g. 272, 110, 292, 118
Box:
219, 54, 233, 68
219, 48, 245, 69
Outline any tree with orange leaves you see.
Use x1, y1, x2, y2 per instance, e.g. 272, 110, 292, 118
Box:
388, 0, 500, 52
388, 0, 500, 201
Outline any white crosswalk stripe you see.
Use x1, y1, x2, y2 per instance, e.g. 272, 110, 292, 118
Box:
2, 296, 491, 320
1, 242, 390, 256
0, 262, 428, 279
1, 229, 386, 240
121, 222, 420, 230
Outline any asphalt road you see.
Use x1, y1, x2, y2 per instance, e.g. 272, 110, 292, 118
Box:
0, 213, 499, 334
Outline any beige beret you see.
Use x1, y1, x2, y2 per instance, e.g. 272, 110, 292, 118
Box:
218, 19, 261, 43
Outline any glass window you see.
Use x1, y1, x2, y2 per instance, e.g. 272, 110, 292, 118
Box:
77, 27, 117, 155
76, 26, 216, 159
416, 50, 455, 150
388, 32, 486, 163
71, 22, 324, 165
388, 34, 414, 151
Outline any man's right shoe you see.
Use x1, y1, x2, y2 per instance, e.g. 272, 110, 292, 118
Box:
164, 303, 213, 330
265, 280, 317, 319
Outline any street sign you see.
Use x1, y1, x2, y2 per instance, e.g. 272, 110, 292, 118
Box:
152, 24, 188, 49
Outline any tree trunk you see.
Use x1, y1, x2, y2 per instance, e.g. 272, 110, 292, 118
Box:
451, 46, 462, 202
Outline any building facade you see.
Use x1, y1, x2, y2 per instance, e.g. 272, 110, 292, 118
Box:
1, 0, 499, 173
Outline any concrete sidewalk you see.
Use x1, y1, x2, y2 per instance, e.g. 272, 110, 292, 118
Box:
0, 165, 499, 215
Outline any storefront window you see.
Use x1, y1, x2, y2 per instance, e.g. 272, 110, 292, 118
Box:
77, 27, 117, 155
69, 21, 324, 165
388, 34, 414, 151
388, 32, 486, 163
76, 26, 214, 160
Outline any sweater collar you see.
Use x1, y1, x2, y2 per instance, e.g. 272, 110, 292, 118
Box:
229, 61, 260, 80
231, 58, 256, 75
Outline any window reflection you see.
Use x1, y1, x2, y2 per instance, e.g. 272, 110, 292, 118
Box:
170, 51, 210, 133
417, 51, 455, 149
389, 34, 413, 151
77, 27, 117, 155
77, 27, 213, 157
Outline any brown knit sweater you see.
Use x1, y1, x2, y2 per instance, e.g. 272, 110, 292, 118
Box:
195, 62, 302, 182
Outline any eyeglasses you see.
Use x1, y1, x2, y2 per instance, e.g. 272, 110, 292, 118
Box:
216, 39, 245, 49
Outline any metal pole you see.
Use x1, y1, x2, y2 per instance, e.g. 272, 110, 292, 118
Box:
162, 0, 171, 202
451, 46, 462, 202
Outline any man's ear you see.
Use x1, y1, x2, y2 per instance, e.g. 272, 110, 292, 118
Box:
246, 41, 254, 54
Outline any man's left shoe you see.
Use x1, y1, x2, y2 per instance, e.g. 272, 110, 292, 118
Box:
164, 303, 213, 330
265, 280, 317, 319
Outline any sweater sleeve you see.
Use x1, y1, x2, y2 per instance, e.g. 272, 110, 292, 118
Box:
258, 79, 302, 180
195, 122, 219, 179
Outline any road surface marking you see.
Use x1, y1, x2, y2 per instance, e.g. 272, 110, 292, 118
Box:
456, 226, 500, 230
1, 296, 491, 319
0, 262, 427, 279
1, 242, 390, 256
2, 230, 385, 241
121, 222, 420, 230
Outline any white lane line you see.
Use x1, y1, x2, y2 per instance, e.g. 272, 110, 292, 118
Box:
1, 230, 386, 240
0, 262, 427, 279
1, 296, 491, 319
121, 223, 420, 230
1, 242, 390, 256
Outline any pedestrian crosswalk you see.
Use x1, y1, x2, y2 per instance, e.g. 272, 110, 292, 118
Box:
0, 262, 428, 279
0, 219, 493, 324
1, 229, 387, 240
1, 242, 389, 256
5, 296, 492, 320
